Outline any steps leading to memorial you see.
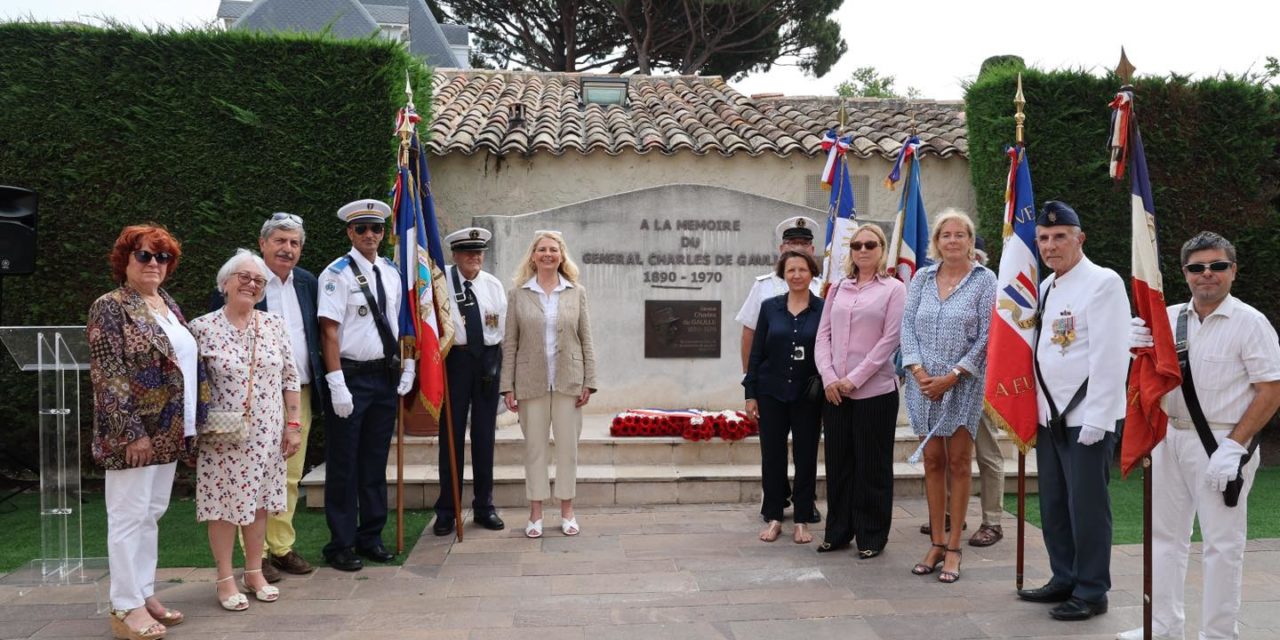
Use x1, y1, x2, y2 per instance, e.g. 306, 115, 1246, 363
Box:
301, 413, 1040, 509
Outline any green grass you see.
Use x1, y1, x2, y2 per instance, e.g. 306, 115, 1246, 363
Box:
1004, 465, 1280, 545
0, 491, 431, 572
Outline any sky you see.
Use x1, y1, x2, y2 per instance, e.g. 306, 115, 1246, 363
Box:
4, 0, 1277, 100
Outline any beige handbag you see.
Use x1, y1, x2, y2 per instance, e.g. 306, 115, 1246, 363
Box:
200, 313, 257, 445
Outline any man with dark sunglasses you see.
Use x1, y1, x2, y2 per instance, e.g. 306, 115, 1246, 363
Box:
1121, 231, 1280, 640
316, 199, 417, 571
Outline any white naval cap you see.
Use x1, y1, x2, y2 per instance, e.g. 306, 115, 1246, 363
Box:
444, 227, 492, 251
775, 215, 819, 244
336, 199, 392, 224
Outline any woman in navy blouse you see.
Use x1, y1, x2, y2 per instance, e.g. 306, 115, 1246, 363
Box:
744, 250, 824, 544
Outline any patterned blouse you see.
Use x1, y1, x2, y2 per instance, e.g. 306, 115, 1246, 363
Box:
900, 263, 997, 437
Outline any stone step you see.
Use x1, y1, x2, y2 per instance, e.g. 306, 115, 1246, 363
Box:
301, 456, 1039, 510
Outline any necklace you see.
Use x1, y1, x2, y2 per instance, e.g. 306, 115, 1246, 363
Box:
143, 296, 168, 316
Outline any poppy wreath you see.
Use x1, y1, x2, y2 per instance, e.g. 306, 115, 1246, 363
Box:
610, 410, 759, 441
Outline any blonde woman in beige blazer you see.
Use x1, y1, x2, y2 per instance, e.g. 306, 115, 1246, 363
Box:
500, 231, 597, 539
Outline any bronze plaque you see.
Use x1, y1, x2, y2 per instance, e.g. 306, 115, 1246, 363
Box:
644, 300, 720, 358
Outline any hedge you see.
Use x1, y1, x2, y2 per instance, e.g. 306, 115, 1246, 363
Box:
0, 24, 432, 473
965, 66, 1280, 327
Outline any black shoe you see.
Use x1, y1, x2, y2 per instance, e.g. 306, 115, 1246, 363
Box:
433, 515, 456, 537
1017, 582, 1075, 603
356, 544, 396, 563
325, 548, 363, 572
856, 548, 882, 560
474, 512, 505, 531
804, 510, 821, 524
816, 541, 850, 554
1050, 596, 1108, 621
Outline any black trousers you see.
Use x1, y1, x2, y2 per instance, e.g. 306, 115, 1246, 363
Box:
434, 346, 500, 517
1036, 424, 1114, 603
822, 390, 898, 551
756, 394, 821, 522
323, 368, 397, 557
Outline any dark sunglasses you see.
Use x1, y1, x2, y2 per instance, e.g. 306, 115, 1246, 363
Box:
352, 223, 385, 235
850, 240, 880, 251
1183, 261, 1233, 274
132, 250, 174, 265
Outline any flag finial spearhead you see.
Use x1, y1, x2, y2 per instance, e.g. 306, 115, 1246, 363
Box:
1014, 73, 1026, 145
1116, 47, 1136, 87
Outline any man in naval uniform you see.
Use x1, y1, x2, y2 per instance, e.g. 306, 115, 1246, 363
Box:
317, 199, 417, 572
736, 215, 823, 373
432, 227, 508, 536
1120, 231, 1280, 640
1015, 200, 1129, 620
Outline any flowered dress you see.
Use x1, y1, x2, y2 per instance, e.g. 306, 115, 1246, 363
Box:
190, 309, 298, 524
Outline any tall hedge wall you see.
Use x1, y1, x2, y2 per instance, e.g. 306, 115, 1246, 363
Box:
966, 67, 1280, 326
0, 24, 432, 473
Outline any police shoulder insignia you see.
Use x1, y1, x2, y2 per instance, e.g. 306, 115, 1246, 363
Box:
323, 281, 337, 295
326, 256, 351, 273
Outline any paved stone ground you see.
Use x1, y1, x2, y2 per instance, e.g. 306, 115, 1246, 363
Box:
3, 499, 1279, 639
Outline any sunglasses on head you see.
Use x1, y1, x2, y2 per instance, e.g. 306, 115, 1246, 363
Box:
133, 250, 173, 265
352, 223, 385, 235
1183, 260, 1233, 274
850, 240, 880, 251
271, 212, 303, 224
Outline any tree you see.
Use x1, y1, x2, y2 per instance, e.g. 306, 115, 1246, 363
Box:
433, 0, 846, 78
835, 66, 920, 99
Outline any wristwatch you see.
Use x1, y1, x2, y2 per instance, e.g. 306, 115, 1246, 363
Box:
950, 367, 964, 379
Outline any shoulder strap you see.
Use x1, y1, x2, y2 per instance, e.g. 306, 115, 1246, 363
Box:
1176, 304, 1220, 456
346, 259, 398, 361
450, 265, 467, 303
1032, 283, 1088, 424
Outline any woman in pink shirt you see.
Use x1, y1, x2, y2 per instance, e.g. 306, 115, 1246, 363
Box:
814, 224, 906, 557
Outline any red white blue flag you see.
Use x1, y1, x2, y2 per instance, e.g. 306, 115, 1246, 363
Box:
885, 136, 930, 282
821, 129, 856, 288
983, 145, 1040, 452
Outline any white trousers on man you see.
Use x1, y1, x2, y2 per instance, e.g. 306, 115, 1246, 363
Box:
106, 462, 176, 610
1153, 427, 1258, 640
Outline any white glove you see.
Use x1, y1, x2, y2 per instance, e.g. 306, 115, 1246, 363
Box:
326, 370, 354, 418
1077, 425, 1107, 446
396, 359, 416, 396
1129, 316, 1154, 349
1205, 437, 1248, 491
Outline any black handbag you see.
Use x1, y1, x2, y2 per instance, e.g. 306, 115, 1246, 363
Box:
804, 374, 823, 403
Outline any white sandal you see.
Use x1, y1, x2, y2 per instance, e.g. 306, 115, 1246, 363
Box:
215, 576, 249, 611
525, 519, 543, 538
561, 517, 580, 536
241, 568, 280, 603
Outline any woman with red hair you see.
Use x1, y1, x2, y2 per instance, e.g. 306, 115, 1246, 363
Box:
88, 224, 208, 640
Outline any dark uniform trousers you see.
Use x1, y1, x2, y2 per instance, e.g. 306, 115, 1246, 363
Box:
1035, 424, 1114, 603
756, 394, 821, 522
822, 390, 898, 552
434, 345, 501, 517
323, 366, 397, 557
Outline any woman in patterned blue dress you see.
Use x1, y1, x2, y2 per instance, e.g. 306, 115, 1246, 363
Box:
900, 210, 996, 583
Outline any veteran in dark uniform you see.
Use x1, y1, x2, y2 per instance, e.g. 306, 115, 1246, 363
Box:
432, 227, 508, 536
317, 199, 417, 571
1016, 201, 1129, 620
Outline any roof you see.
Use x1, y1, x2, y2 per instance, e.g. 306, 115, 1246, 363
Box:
438, 23, 469, 47
362, 3, 409, 24
427, 70, 967, 160
217, 1, 251, 20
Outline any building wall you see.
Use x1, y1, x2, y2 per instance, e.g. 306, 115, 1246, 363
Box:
428, 150, 976, 235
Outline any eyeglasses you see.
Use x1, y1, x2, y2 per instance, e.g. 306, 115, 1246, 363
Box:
232, 271, 268, 289
1183, 261, 1233, 274
352, 223, 385, 235
132, 250, 174, 264
850, 240, 880, 251
270, 212, 303, 224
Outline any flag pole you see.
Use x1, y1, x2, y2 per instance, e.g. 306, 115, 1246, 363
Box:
395, 120, 411, 554
1012, 72, 1027, 591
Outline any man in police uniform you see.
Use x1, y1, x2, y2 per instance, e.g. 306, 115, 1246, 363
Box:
1120, 232, 1280, 640
1016, 201, 1128, 620
736, 216, 823, 373
317, 199, 417, 571
432, 227, 507, 536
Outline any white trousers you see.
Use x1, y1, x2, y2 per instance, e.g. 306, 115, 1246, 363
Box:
106, 462, 176, 610
1153, 427, 1258, 640
518, 392, 582, 502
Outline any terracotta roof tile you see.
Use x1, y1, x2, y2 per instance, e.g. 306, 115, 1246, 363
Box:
427, 70, 967, 160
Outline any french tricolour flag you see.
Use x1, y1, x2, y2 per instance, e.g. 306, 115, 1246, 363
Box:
885, 137, 929, 282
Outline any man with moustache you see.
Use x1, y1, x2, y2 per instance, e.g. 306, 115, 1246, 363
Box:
1119, 231, 1280, 640
431, 227, 507, 536
209, 212, 325, 581
1015, 201, 1128, 621
317, 200, 417, 571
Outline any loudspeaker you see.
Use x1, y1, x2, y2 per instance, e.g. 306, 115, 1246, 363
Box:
0, 186, 37, 275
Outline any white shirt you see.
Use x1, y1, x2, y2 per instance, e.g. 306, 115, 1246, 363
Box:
1035, 256, 1130, 432
522, 274, 572, 390
153, 309, 198, 438
447, 266, 507, 346
1162, 295, 1280, 426
264, 269, 311, 384
317, 249, 402, 362
735, 272, 824, 330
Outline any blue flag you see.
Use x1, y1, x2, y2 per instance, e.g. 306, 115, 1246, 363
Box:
886, 137, 930, 281
821, 145, 857, 285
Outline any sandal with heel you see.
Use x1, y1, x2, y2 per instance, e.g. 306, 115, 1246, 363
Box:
938, 547, 963, 583
215, 575, 249, 611
108, 609, 166, 640
241, 568, 280, 602
911, 543, 947, 575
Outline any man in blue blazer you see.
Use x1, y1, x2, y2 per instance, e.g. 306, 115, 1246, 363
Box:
210, 212, 326, 581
